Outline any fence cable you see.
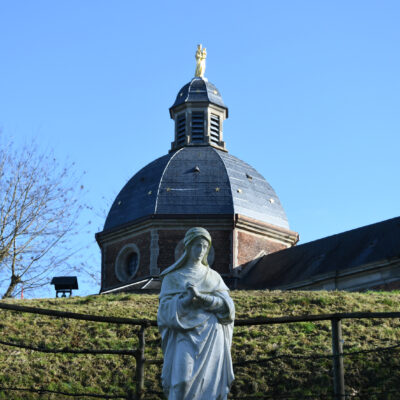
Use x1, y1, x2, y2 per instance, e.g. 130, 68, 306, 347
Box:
0, 338, 138, 356
233, 341, 400, 366
0, 386, 127, 399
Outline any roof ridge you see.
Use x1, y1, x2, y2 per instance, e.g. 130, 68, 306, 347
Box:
154, 148, 183, 214
211, 147, 235, 214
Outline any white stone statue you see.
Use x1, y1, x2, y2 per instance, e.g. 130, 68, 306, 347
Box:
157, 227, 235, 400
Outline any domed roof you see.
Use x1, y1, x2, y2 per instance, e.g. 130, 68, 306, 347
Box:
104, 146, 289, 231
170, 77, 227, 111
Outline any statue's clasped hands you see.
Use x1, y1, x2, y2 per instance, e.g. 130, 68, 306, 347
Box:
186, 282, 200, 298
181, 282, 213, 308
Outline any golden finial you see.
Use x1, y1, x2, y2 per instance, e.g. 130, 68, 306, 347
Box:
195, 44, 207, 78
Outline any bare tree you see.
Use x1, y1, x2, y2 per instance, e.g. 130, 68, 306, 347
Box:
0, 138, 86, 298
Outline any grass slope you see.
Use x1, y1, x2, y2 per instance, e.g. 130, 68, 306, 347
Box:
0, 290, 399, 399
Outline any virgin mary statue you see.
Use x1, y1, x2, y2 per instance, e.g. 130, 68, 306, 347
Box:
157, 227, 235, 400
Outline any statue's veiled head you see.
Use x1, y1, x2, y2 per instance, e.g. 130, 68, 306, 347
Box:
184, 227, 212, 267
160, 227, 212, 277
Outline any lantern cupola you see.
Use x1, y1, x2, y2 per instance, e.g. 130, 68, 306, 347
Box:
169, 45, 228, 152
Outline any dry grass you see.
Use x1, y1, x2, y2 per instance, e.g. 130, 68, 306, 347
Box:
0, 290, 399, 399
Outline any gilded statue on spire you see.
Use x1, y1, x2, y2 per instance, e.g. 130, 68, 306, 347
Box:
195, 44, 207, 78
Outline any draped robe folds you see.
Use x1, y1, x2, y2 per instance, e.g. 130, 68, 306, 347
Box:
158, 263, 235, 400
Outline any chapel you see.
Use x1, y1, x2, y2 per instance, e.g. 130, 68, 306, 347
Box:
96, 46, 400, 294
96, 45, 299, 293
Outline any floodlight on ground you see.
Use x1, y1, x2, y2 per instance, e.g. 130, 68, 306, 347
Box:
50, 276, 78, 298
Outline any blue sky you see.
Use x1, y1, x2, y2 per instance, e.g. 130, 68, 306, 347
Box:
1, 1, 399, 297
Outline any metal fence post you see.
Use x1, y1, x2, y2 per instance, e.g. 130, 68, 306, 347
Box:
135, 325, 146, 400
331, 318, 345, 399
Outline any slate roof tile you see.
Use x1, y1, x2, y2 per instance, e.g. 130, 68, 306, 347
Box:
103, 146, 289, 231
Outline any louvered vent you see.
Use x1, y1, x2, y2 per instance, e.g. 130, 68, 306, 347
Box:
176, 114, 186, 146
210, 114, 220, 144
191, 111, 204, 143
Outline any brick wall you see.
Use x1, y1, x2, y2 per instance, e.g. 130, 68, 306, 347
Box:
103, 231, 151, 289
236, 230, 287, 267
208, 230, 232, 274
102, 227, 233, 290
157, 230, 185, 271
100, 220, 291, 291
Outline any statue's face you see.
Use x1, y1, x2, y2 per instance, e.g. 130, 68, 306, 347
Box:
188, 237, 209, 263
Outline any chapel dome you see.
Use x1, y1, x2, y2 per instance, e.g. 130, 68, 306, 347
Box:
104, 146, 289, 231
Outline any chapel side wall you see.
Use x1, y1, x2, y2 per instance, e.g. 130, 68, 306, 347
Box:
103, 231, 151, 289
157, 230, 186, 272
290, 278, 400, 292
370, 280, 400, 291
236, 230, 287, 268
281, 261, 400, 291
208, 230, 232, 275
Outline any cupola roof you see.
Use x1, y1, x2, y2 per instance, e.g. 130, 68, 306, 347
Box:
170, 77, 227, 114
104, 146, 289, 231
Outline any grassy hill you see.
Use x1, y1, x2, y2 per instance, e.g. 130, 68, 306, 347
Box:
0, 290, 399, 399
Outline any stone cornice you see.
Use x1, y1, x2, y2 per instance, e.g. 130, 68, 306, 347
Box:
96, 214, 235, 245
96, 213, 300, 247
235, 214, 299, 247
